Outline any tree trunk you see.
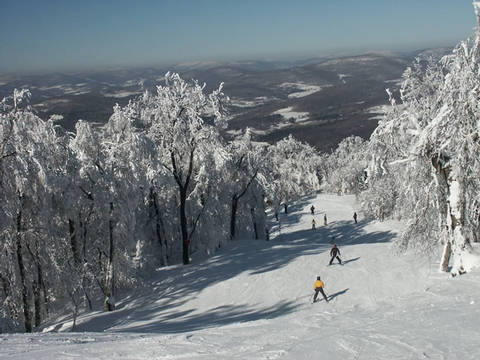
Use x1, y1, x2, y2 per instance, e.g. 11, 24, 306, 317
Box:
0, 274, 16, 322
440, 240, 452, 272
104, 202, 115, 311
445, 176, 470, 272
151, 189, 168, 266
180, 187, 190, 265
78, 212, 93, 310
33, 281, 41, 328
230, 195, 238, 240
432, 156, 476, 272
250, 208, 258, 240
69, 218, 81, 265
16, 205, 32, 332
230, 170, 258, 240
82, 275, 93, 310
432, 155, 452, 272
33, 250, 44, 328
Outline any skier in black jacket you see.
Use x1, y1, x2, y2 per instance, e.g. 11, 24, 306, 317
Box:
329, 244, 342, 265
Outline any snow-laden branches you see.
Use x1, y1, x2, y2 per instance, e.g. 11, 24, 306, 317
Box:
0, 72, 324, 333
361, 10, 480, 273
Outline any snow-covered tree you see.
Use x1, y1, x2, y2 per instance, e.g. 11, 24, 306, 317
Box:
321, 136, 368, 196
363, 4, 480, 273
0, 90, 69, 331
225, 129, 266, 240
265, 135, 321, 214
121, 72, 228, 264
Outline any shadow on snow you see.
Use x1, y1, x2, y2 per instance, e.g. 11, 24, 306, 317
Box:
328, 288, 349, 301
72, 195, 396, 334
342, 257, 360, 265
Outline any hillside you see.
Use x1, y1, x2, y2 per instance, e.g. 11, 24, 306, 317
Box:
0, 51, 425, 152
2, 193, 479, 359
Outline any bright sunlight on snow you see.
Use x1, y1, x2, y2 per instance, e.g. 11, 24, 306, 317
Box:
2, 194, 479, 359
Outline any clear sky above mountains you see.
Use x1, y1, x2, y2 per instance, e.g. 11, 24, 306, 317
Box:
0, 0, 477, 73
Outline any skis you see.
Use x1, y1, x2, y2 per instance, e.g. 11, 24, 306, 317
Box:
311, 293, 330, 304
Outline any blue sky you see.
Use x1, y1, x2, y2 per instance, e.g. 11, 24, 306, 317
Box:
0, 0, 477, 73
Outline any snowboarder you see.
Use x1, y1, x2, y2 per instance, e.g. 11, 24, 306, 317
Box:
324, 214, 328, 226
313, 276, 328, 303
353, 212, 357, 224
310, 205, 315, 215
312, 219, 316, 230
329, 244, 342, 265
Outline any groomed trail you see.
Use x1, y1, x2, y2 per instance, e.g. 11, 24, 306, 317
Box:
3, 194, 480, 359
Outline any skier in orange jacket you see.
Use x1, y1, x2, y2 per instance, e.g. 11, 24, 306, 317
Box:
313, 276, 328, 303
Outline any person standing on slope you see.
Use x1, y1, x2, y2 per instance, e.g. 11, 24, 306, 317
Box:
310, 205, 315, 215
324, 214, 328, 226
312, 218, 316, 230
313, 276, 328, 303
353, 211, 358, 224
329, 244, 342, 265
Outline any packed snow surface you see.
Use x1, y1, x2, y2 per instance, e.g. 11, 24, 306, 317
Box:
3, 194, 480, 359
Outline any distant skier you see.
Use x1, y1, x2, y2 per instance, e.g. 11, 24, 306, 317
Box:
353, 212, 358, 224
324, 214, 328, 226
329, 244, 342, 265
313, 276, 328, 303
310, 205, 315, 215
312, 219, 316, 230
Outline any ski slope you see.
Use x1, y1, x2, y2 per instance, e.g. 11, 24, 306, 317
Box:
2, 194, 480, 359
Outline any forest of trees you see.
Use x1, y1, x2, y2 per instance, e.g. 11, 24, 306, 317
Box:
324, 13, 480, 275
0, 75, 321, 332
3, 7, 480, 334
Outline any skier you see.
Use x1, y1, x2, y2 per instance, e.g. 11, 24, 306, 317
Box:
324, 214, 328, 226
310, 205, 315, 215
313, 276, 328, 303
312, 218, 316, 230
353, 212, 357, 224
329, 244, 342, 265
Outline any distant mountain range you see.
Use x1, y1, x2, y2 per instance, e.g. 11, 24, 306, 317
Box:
0, 48, 452, 152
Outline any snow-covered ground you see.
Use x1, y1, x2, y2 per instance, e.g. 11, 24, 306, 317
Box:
37, 84, 91, 96
278, 83, 329, 98
102, 90, 143, 98
367, 104, 392, 121
2, 194, 480, 359
230, 96, 273, 108
272, 106, 309, 123
338, 74, 351, 83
